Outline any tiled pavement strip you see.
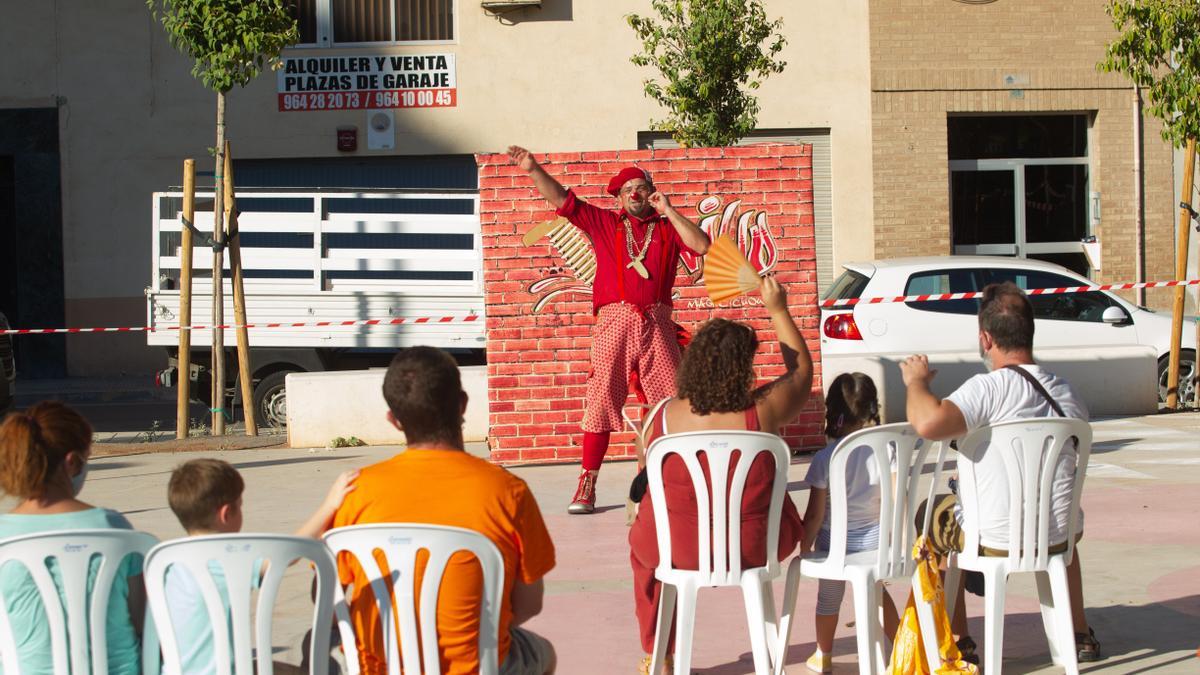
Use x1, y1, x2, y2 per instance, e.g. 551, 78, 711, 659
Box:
9, 412, 1196, 673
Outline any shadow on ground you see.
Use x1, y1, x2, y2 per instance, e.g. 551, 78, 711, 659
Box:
689, 596, 1200, 675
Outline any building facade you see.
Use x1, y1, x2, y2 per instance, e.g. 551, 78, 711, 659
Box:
869, 0, 1184, 311
0, 0, 872, 377
0, 0, 1189, 379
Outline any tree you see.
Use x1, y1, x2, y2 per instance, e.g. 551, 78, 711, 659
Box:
147, 0, 298, 433
1099, 0, 1200, 409
1099, 0, 1200, 147
627, 0, 786, 148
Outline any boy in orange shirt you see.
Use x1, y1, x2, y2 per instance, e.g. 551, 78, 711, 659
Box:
331, 346, 557, 675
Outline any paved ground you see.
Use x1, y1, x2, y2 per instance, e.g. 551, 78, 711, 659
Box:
6, 412, 1197, 673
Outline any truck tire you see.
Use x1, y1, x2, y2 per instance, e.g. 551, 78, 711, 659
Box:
1158, 349, 1196, 405
253, 371, 294, 429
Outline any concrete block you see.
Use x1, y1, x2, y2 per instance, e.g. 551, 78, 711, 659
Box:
285, 366, 489, 448
824, 345, 1159, 424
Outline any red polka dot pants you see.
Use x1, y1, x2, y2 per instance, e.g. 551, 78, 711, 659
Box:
582, 303, 680, 433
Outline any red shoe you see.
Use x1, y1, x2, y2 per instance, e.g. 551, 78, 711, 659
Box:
568, 469, 598, 514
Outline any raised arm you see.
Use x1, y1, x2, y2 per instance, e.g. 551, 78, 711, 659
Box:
508, 145, 567, 209
755, 276, 815, 430
648, 191, 710, 254
900, 355, 967, 440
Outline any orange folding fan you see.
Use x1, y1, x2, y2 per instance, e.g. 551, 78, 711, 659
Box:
703, 235, 759, 305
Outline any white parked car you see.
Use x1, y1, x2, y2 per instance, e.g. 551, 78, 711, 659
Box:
819, 256, 1197, 421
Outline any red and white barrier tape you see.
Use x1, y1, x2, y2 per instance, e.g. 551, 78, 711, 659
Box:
1, 314, 480, 336
3, 278, 1198, 334
818, 278, 1200, 308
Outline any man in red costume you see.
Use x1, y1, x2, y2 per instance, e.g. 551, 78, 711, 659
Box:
508, 145, 710, 514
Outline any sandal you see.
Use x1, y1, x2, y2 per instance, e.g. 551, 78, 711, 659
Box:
637, 654, 674, 675
955, 636, 980, 666
1076, 627, 1101, 662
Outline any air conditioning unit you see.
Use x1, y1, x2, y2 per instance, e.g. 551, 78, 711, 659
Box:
481, 0, 541, 12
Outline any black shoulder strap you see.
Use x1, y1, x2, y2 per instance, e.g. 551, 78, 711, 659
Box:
1004, 365, 1066, 417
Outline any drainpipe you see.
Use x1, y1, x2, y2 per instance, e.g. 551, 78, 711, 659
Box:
1133, 84, 1146, 306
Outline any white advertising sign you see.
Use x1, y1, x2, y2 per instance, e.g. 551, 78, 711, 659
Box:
276, 54, 456, 112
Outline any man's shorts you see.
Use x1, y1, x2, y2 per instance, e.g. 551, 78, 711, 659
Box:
500, 626, 554, 675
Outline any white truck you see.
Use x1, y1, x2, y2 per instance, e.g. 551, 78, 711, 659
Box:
146, 188, 487, 427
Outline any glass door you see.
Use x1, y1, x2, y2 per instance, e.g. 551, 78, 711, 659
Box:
948, 115, 1093, 277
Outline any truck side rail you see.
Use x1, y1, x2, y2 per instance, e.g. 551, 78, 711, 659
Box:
147, 190, 486, 349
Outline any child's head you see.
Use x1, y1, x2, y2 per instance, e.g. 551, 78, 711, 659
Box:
168, 459, 245, 534
824, 372, 880, 438
0, 401, 93, 500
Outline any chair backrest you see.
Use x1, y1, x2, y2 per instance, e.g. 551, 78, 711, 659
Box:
143, 534, 338, 675
822, 423, 930, 580
645, 430, 791, 585
0, 528, 158, 675
956, 417, 1092, 572
322, 524, 505, 675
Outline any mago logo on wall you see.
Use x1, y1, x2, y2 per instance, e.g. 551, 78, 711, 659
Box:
524, 195, 780, 313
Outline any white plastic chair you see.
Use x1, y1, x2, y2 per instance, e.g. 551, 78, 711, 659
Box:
323, 524, 505, 675
143, 533, 338, 675
774, 423, 932, 675
0, 528, 159, 675
943, 417, 1092, 675
644, 430, 792, 675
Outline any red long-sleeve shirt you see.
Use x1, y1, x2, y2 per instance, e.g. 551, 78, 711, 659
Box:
556, 190, 698, 313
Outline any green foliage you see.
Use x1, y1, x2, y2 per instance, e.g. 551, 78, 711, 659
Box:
1100, 0, 1200, 147
135, 420, 164, 443
628, 0, 786, 148
147, 0, 298, 93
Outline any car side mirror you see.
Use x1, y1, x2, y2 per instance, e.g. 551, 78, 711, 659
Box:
1102, 306, 1129, 324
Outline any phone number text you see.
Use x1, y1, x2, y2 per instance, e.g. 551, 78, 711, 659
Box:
278, 89, 457, 112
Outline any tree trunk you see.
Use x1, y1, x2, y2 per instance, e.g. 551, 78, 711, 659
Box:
223, 141, 257, 436
211, 91, 227, 436
1166, 137, 1195, 410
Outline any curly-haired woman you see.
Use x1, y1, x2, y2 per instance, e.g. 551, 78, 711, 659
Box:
628, 276, 814, 674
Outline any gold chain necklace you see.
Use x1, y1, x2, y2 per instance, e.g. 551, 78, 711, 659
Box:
622, 216, 655, 279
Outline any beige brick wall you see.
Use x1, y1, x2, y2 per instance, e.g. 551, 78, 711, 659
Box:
869, 0, 1181, 310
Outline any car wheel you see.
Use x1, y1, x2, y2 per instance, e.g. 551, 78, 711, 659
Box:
1157, 350, 1196, 405
253, 371, 296, 429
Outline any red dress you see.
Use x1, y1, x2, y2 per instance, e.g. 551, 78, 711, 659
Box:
627, 403, 804, 653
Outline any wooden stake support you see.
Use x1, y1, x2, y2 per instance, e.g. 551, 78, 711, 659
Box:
1166, 137, 1195, 409
176, 159, 195, 439
223, 141, 257, 436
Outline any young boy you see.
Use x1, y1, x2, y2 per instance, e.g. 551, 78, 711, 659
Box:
165, 458, 356, 674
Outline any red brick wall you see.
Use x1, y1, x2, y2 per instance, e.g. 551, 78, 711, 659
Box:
477, 146, 825, 465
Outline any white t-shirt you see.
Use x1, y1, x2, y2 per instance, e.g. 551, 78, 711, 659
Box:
804, 438, 891, 533
945, 365, 1088, 550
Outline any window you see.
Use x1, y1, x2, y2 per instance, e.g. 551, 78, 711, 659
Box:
947, 114, 1093, 276
986, 269, 1117, 323
822, 269, 870, 305
904, 269, 984, 315
288, 0, 454, 46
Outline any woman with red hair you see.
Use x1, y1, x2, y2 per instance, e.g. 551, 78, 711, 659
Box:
0, 402, 145, 674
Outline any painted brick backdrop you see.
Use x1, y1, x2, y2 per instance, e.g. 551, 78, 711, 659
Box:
476, 145, 825, 465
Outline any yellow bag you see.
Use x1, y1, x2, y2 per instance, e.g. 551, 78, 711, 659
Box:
888, 537, 978, 675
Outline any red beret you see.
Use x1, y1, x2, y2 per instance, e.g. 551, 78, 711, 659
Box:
606, 166, 653, 196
